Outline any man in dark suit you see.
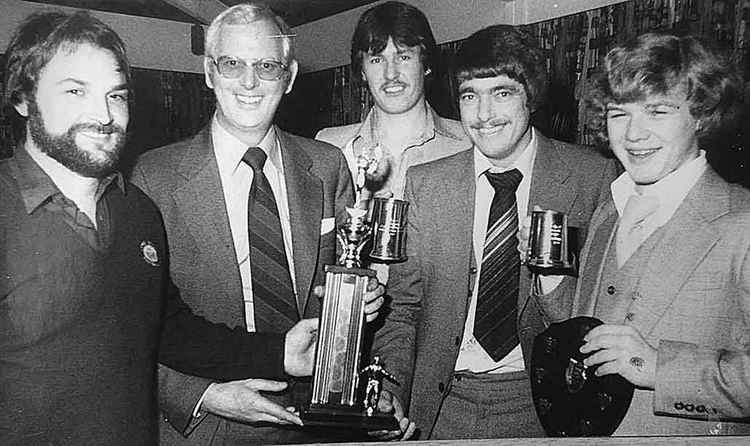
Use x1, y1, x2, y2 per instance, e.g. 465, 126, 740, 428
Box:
540, 32, 750, 435
371, 25, 620, 439
131, 3, 384, 445
0, 10, 318, 446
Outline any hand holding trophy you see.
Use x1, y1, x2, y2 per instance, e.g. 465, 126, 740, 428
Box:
300, 154, 407, 430
526, 210, 634, 436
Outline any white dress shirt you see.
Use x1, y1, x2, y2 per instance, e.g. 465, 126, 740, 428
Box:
611, 150, 707, 235
211, 118, 298, 332
454, 129, 539, 374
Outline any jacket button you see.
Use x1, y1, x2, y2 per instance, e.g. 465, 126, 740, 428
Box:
438, 382, 445, 393
607, 285, 616, 295
469, 266, 477, 274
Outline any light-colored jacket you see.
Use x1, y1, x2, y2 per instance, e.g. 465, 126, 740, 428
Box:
316, 103, 469, 199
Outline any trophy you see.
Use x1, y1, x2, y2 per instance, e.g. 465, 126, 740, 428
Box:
300, 154, 406, 430
526, 209, 576, 276
530, 317, 634, 436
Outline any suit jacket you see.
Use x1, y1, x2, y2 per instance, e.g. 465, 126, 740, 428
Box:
565, 167, 750, 435
131, 126, 354, 445
372, 132, 619, 438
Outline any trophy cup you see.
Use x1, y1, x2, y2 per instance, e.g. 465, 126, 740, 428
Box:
300, 155, 404, 430
526, 209, 576, 276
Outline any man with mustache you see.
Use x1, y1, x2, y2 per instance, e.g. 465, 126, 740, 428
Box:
370, 25, 619, 439
0, 10, 327, 445
316, 1, 468, 202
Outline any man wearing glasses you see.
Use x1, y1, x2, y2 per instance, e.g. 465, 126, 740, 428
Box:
131, 3, 383, 445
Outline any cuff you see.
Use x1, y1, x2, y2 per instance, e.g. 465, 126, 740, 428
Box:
192, 382, 217, 419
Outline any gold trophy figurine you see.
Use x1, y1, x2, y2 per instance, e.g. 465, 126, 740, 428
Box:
300, 155, 400, 430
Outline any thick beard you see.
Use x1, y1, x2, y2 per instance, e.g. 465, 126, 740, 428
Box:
27, 100, 126, 178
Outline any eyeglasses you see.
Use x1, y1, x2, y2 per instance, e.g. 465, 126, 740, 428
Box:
210, 56, 288, 81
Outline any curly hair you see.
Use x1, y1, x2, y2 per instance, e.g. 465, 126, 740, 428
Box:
453, 25, 548, 112
4, 11, 129, 109
586, 32, 742, 150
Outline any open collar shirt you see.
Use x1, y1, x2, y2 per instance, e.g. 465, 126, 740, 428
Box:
342, 102, 468, 199
9, 146, 123, 252
611, 150, 708, 239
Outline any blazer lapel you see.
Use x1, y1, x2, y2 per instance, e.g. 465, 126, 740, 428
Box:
631, 169, 728, 337
520, 133, 578, 317
454, 152, 477, 315
528, 134, 577, 215
277, 129, 322, 316
172, 129, 245, 323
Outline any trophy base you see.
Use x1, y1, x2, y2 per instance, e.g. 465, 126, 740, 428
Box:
300, 403, 399, 431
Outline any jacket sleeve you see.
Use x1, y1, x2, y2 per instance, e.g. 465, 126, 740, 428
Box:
130, 162, 287, 381
158, 364, 214, 435
371, 173, 422, 409
159, 278, 286, 381
653, 231, 750, 421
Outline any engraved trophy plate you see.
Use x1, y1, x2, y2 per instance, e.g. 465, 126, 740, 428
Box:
531, 317, 634, 436
300, 156, 401, 430
527, 209, 576, 275
369, 197, 408, 262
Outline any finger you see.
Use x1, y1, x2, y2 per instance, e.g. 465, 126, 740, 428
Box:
312, 285, 325, 299
389, 394, 403, 418
582, 348, 619, 368
247, 379, 289, 392
253, 412, 301, 426
581, 332, 627, 353
297, 318, 319, 332
368, 429, 400, 440
583, 324, 631, 342
254, 399, 303, 426
377, 392, 394, 414
364, 296, 384, 319
367, 277, 380, 292
364, 285, 385, 303
403, 420, 417, 440
593, 359, 621, 377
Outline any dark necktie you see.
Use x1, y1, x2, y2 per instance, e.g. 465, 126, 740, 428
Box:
243, 147, 298, 332
473, 168, 523, 361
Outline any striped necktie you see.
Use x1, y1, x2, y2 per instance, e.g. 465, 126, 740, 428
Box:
243, 147, 298, 332
473, 168, 523, 361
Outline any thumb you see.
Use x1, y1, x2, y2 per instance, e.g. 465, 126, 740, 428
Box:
312, 285, 325, 299
246, 379, 289, 392
298, 318, 319, 331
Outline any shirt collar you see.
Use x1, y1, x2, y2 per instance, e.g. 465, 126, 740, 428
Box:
9, 145, 123, 215
611, 150, 708, 218
351, 101, 447, 149
212, 116, 282, 175
473, 127, 538, 180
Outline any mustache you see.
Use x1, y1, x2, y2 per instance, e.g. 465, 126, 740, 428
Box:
70, 122, 126, 135
470, 119, 508, 129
